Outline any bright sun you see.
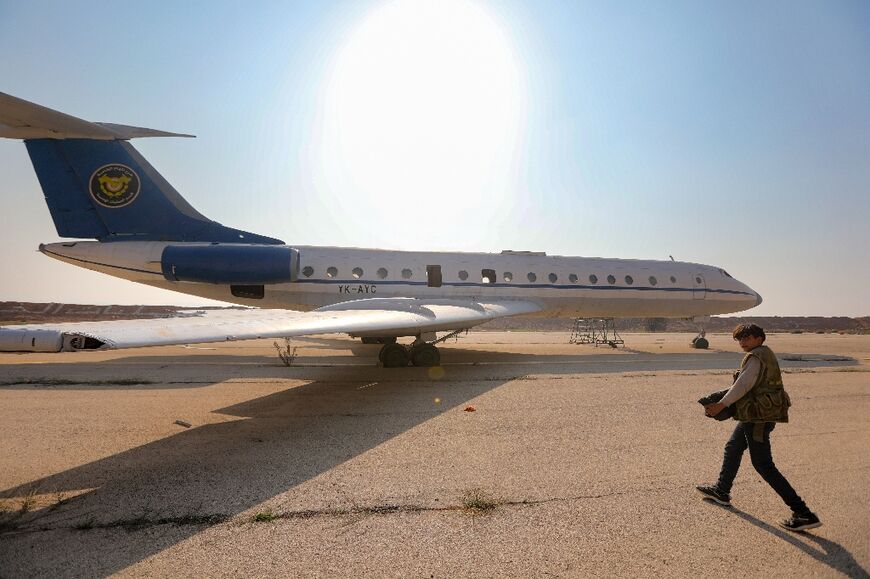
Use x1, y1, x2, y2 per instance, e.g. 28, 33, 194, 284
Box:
316, 0, 524, 243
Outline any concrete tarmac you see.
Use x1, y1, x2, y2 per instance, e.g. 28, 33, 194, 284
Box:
0, 332, 868, 577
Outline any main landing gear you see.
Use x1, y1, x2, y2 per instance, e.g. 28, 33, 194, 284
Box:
375, 329, 467, 368
378, 342, 441, 368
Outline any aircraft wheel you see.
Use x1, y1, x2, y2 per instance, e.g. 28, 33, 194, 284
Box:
410, 343, 440, 367
381, 343, 409, 368
692, 337, 709, 349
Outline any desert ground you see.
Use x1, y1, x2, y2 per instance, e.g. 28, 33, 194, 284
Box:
0, 331, 868, 577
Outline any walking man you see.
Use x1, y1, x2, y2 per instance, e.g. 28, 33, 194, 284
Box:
697, 323, 821, 531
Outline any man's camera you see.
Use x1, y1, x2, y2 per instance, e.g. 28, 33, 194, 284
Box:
698, 389, 735, 421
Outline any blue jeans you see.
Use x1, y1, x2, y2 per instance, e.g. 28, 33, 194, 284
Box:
716, 422, 810, 514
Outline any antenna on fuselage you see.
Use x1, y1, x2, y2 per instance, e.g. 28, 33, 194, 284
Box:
669, 255, 674, 261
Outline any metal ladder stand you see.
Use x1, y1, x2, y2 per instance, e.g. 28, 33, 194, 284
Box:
569, 318, 624, 348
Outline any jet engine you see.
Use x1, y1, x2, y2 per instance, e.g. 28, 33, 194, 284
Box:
161, 244, 298, 284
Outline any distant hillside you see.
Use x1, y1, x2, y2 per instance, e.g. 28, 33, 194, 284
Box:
0, 301, 866, 333
0, 302, 230, 324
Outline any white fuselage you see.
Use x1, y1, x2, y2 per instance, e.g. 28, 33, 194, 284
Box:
39, 241, 761, 318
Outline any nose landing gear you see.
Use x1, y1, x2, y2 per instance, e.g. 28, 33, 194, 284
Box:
691, 316, 710, 349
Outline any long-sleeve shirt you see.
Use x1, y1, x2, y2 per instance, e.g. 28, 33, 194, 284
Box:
719, 356, 761, 407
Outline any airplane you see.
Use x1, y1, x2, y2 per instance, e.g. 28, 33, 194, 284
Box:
0, 91, 762, 367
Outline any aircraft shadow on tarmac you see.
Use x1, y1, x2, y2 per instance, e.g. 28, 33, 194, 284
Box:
707, 501, 869, 578
0, 359, 527, 575
0, 348, 859, 576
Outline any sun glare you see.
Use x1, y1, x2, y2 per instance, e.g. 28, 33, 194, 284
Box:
316, 0, 524, 243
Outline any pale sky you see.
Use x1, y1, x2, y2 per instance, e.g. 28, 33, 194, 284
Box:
1, 0, 868, 316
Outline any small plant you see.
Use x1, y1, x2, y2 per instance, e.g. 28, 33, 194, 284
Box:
273, 339, 298, 366
49, 491, 69, 510
251, 509, 278, 523
461, 488, 497, 514
18, 487, 41, 514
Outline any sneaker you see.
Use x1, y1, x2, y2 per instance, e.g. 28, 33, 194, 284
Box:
696, 484, 731, 506
780, 512, 822, 532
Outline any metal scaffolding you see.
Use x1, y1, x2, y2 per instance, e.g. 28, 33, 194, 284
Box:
569, 318, 624, 348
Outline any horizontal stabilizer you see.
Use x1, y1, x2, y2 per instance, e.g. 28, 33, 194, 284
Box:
0, 92, 193, 140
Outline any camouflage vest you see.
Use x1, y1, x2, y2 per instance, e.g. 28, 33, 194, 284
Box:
733, 345, 791, 423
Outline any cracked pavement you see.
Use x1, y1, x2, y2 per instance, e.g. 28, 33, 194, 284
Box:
1, 332, 868, 577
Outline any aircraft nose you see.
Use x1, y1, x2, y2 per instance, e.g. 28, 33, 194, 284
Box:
755, 292, 763, 306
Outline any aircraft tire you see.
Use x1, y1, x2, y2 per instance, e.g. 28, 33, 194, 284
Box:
692, 337, 709, 349
382, 343, 409, 368
410, 343, 440, 367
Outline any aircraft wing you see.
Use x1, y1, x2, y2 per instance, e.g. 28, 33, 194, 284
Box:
0, 298, 543, 352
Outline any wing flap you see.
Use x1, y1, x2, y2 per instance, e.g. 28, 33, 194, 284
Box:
0, 299, 542, 352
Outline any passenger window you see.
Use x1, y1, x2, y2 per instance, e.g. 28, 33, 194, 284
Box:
377, 267, 388, 279
327, 266, 338, 278
503, 272, 513, 282
649, 276, 658, 286
569, 274, 578, 283
458, 270, 468, 281
302, 266, 314, 277
402, 268, 413, 279
625, 275, 634, 285
427, 265, 442, 288
589, 274, 598, 284
549, 273, 557, 283
607, 275, 616, 284
527, 272, 537, 282
352, 267, 363, 279
670, 276, 677, 283
481, 268, 496, 284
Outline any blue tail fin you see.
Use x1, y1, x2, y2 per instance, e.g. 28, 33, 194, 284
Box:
0, 91, 282, 244
24, 139, 283, 243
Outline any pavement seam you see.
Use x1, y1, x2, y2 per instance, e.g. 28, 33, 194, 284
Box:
0, 485, 681, 536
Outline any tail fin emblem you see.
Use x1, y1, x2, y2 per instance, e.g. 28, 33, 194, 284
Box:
89, 164, 140, 208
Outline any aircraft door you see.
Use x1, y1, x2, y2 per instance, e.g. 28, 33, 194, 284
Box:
692, 273, 706, 299
427, 265, 442, 287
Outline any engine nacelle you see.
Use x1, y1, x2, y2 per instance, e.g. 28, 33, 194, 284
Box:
161, 244, 298, 284
0, 328, 64, 352
0, 329, 107, 352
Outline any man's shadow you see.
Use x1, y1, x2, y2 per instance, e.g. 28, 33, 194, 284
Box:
704, 500, 868, 578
